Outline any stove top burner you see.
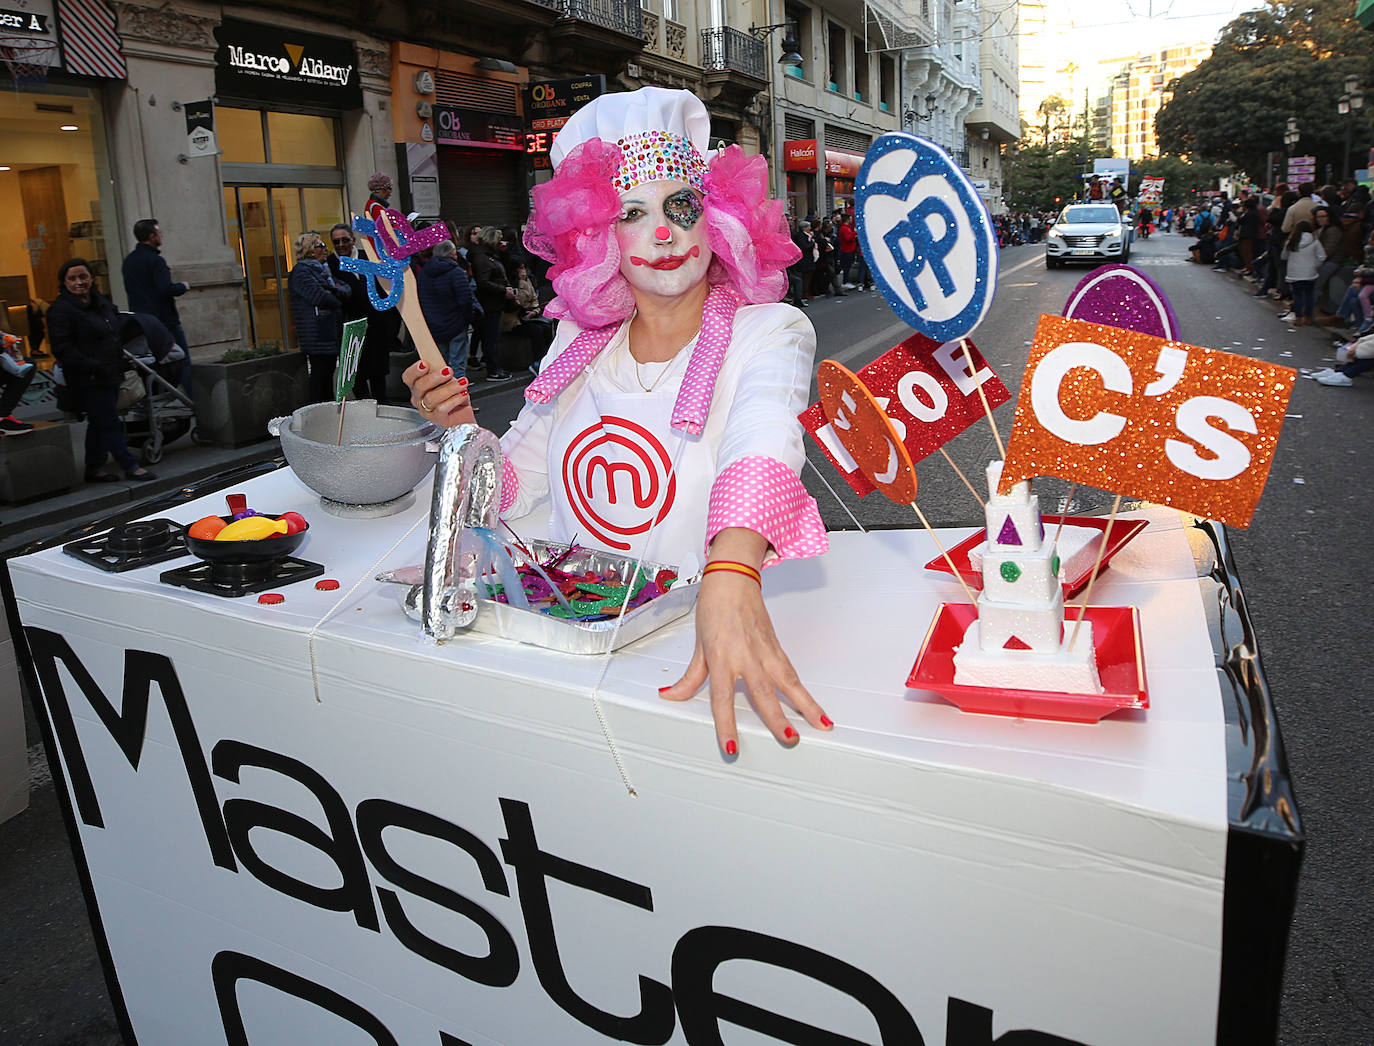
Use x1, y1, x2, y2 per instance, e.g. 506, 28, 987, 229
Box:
159, 556, 324, 598
63, 518, 189, 573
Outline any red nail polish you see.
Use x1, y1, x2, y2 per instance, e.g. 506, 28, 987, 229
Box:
441, 367, 452, 377
724, 739, 738, 756
819, 715, 833, 728
418, 361, 427, 371
657, 685, 671, 693
784, 727, 798, 740
457, 377, 468, 386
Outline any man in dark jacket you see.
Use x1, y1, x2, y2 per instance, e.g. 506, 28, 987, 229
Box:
787, 219, 815, 308
328, 222, 397, 402
122, 218, 191, 391
417, 240, 475, 380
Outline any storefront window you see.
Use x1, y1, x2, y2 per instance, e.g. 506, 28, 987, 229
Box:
220, 105, 345, 350
219, 107, 339, 166
224, 183, 346, 350
218, 107, 267, 163
0, 86, 118, 349
266, 112, 339, 167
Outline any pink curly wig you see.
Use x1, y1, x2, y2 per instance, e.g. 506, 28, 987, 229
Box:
524, 141, 800, 329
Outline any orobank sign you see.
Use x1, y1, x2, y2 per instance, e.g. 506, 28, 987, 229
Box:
216, 18, 362, 107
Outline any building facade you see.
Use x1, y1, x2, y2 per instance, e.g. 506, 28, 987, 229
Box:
1107, 43, 1210, 161
1, 0, 1020, 358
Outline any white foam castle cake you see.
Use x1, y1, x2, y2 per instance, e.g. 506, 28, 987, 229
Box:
952, 461, 1103, 693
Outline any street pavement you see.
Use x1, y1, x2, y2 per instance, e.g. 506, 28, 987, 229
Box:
1, 231, 1371, 1043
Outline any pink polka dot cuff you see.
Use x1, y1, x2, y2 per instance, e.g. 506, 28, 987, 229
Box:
706, 456, 829, 565
499, 457, 518, 516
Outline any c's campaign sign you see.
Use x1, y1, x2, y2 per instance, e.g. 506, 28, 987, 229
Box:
1000, 315, 1295, 528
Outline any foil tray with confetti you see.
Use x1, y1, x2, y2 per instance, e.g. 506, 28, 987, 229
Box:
467, 540, 699, 655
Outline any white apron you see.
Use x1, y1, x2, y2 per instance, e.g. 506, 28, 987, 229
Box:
547, 349, 713, 575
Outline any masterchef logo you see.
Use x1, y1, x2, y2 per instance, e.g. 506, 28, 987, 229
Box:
561, 416, 675, 551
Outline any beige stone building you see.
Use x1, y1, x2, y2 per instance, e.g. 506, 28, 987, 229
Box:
1107, 43, 1211, 161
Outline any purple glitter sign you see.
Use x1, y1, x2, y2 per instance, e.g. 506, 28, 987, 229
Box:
1061, 264, 1180, 342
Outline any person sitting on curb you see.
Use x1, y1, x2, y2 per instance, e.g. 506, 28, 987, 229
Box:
1311, 331, 1374, 386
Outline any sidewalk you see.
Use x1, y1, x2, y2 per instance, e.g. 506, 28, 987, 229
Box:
0, 373, 524, 556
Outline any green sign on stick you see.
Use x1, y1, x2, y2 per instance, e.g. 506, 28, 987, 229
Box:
335, 318, 367, 401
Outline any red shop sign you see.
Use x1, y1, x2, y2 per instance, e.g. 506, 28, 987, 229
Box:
784, 138, 818, 172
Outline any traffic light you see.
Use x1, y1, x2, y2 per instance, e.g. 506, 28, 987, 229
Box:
1054, 196, 1061, 203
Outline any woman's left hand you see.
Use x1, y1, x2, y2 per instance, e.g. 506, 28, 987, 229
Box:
660, 553, 832, 757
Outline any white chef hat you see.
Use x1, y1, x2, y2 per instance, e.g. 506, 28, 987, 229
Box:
550, 86, 710, 193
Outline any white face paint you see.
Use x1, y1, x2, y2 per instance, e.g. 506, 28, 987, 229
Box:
616, 179, 712, 302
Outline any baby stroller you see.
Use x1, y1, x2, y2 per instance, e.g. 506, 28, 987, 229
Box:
117, 313, 197, 464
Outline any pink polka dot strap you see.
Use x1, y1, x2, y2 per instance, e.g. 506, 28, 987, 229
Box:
705, 456, 829, 564
524, 323, 619, 405
671, 284, 741, 436
522, 283, 742, 438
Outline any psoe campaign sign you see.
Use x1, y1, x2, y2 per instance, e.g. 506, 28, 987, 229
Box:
855, 133, 999, 343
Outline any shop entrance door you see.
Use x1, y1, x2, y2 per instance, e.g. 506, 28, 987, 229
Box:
223, 184, 346, 351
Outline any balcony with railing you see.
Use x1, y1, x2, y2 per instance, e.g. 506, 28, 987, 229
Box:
700, 26, 767, 105
539, 0, 645, 62
641, 9, 688, 63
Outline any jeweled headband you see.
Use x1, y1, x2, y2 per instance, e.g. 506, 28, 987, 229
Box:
612, 130, 706, 193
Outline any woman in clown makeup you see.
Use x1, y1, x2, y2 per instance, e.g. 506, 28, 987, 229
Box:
404, 88, 832, 757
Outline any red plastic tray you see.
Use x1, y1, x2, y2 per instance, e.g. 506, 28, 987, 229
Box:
924, 515, 1149, 599
906, 602, 1148, 723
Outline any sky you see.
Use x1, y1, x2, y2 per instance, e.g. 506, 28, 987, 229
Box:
1058, 0, 1252, 52
1055, 0, 1255, 90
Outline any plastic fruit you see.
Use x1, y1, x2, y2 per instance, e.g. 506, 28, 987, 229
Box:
188, 515, 227, 540
215, 516, 290, 541
275, 511, 308, 535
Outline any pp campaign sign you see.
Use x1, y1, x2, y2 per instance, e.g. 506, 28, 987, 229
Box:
855, 133, 998, 342
799, 333, 1009, 497
1001, 315, 1295, 527
335, 318, 367, 400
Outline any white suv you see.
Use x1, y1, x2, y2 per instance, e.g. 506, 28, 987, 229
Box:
1045, 204, 1131, 268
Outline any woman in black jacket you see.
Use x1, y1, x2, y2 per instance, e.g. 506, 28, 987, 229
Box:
468, 227, 515, 380
288, 232, 349, 403
46, 258, 155, 483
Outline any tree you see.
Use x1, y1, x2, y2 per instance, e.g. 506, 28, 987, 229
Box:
1003, 141, 1079, 211
1034, 95, 1071, 145
1156, 2, 1374, 181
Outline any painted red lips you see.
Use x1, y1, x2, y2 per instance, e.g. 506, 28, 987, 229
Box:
629, 245, 701, 270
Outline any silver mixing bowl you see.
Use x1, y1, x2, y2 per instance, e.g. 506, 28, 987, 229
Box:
268, 400, 441, 511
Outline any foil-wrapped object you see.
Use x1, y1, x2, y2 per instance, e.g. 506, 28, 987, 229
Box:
413, 424, 503, 640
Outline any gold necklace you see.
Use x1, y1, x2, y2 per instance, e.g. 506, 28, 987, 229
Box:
632, 352, 676, 393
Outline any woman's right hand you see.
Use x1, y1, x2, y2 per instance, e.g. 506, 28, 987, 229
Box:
403, 361, 475, 427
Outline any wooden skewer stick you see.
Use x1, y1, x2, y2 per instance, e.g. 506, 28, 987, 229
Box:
960, 338, 1005, 460
1067, 494, 1121, 650
336, 399, 347, 446
940, 447, 984, 508
910, 501, 979, 606
1050, 483, 1078, 548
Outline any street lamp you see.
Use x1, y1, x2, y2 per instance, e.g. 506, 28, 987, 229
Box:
904, 92, 937, 128
748, 23, 803, 67
1337, 75, 1365, 180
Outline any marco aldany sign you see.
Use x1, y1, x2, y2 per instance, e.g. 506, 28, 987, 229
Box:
214, 18, 361, 108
